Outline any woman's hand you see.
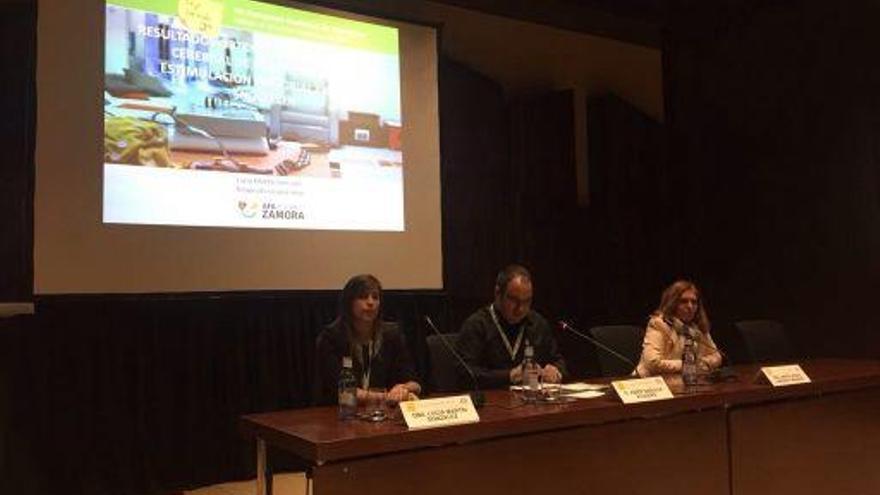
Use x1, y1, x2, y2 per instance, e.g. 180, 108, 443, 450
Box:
699, 357, 718, 372
387, 384, 412, 403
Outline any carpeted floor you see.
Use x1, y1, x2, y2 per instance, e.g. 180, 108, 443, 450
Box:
184, 472, 307, 495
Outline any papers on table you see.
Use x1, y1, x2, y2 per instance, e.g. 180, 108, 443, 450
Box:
561, 382, 609, 392
508, 382, 608, 400
566, 390, 606, 399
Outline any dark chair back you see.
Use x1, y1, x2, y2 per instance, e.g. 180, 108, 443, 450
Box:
588, 325, 644, 377
734, 319, 795, 363
426, 333, 461, 393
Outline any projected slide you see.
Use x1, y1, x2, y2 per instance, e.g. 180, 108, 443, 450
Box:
103, 0, 404, 231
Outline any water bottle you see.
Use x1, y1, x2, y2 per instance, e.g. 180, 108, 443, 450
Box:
522, 343, 541, 403
338, 356, 358, 420
682, 335, 698, 387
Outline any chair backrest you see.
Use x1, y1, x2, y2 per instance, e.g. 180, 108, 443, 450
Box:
426, 333, 461, 393
588, 325, 644, 377
734, 319, 794, 363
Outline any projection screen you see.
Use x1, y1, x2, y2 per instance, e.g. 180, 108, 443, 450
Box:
35, 0, 442, 293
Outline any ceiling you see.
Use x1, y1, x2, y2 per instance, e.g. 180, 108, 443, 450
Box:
427, 0, 666, 47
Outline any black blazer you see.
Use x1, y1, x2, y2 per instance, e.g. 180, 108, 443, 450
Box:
455, 306, 567, 389
313, 321, 419, 406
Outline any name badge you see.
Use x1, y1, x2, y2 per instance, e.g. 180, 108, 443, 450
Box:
612, 376, 674, 404
759, 364, 811, 386
400, 395, 480, 430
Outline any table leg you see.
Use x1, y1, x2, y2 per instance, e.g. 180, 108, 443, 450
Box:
255, 438, 269, 495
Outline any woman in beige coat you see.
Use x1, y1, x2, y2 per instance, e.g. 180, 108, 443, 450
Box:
635, 280, 723, 377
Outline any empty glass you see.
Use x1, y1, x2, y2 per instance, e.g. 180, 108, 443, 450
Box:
363, 387, 387, 422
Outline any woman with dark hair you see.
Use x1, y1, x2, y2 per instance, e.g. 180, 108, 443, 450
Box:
314, 274, 421, 406
635, 280, 723, 377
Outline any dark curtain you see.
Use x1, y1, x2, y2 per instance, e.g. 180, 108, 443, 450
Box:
586, 94, 669, 324
508, 90, 580, 319
0, 0, 35, 300
438, 58, 513, 322
502, 92, 669, 376
1, 1, 37, 486
2, 292, 444, 495
663, 0, 880, 359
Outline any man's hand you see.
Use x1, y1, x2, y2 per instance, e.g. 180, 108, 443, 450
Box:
509, 364, 523, 384
541, 364, 562, 384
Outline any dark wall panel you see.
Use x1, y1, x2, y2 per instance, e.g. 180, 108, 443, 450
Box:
0, 1, 35, 300
663, 0, 880, 358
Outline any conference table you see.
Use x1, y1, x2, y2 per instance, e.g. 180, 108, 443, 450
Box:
240, 359, 880, 495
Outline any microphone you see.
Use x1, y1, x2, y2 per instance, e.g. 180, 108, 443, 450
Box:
558, 320, 637, 372
663, 317, 736, 382
425, 315, 485, 408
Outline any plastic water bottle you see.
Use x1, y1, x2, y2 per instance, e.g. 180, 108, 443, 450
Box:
522, 343, 541, 403
682, 335, 698, 387
338, 356, 358, 420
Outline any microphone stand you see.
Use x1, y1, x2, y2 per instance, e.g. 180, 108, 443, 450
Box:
558, 320, 637, 373
425, 316, 485, 408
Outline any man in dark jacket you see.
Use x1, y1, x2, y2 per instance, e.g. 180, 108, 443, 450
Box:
455, 265, 567, 389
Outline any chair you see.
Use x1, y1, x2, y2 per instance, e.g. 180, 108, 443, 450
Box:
269, 72, 338, 145
734, 319, 795, 363
588, 325, 644, 377
426, 333, 461, 393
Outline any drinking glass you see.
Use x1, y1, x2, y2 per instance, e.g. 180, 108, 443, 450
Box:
364, 387, 387, 422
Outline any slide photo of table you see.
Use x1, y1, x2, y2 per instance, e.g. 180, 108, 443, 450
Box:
102, 0, 405, 231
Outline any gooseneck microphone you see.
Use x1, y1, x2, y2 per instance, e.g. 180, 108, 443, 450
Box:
663, 317, 736, 382
663, 316, 729, 361
558, 320, 637, 372
425, 316, 485, 408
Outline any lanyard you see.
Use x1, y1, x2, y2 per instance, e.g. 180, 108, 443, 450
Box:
360, 341, 374, 390
489, 305, 525, 361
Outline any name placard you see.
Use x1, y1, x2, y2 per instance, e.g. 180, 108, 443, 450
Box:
760, 364, 811, 386
611, 376, 674, 404
400, 395, 480, 430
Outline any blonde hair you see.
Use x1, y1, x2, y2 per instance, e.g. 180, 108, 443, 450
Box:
654, 280, 711, 334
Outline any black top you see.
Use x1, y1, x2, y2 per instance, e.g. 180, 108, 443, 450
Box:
455, 305, 568, 389
313, 321, 419, 406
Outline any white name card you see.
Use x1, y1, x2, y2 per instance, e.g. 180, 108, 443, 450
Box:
760, 364, 811, 386
400, 395, 480, 430
611, 376, 674, 404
